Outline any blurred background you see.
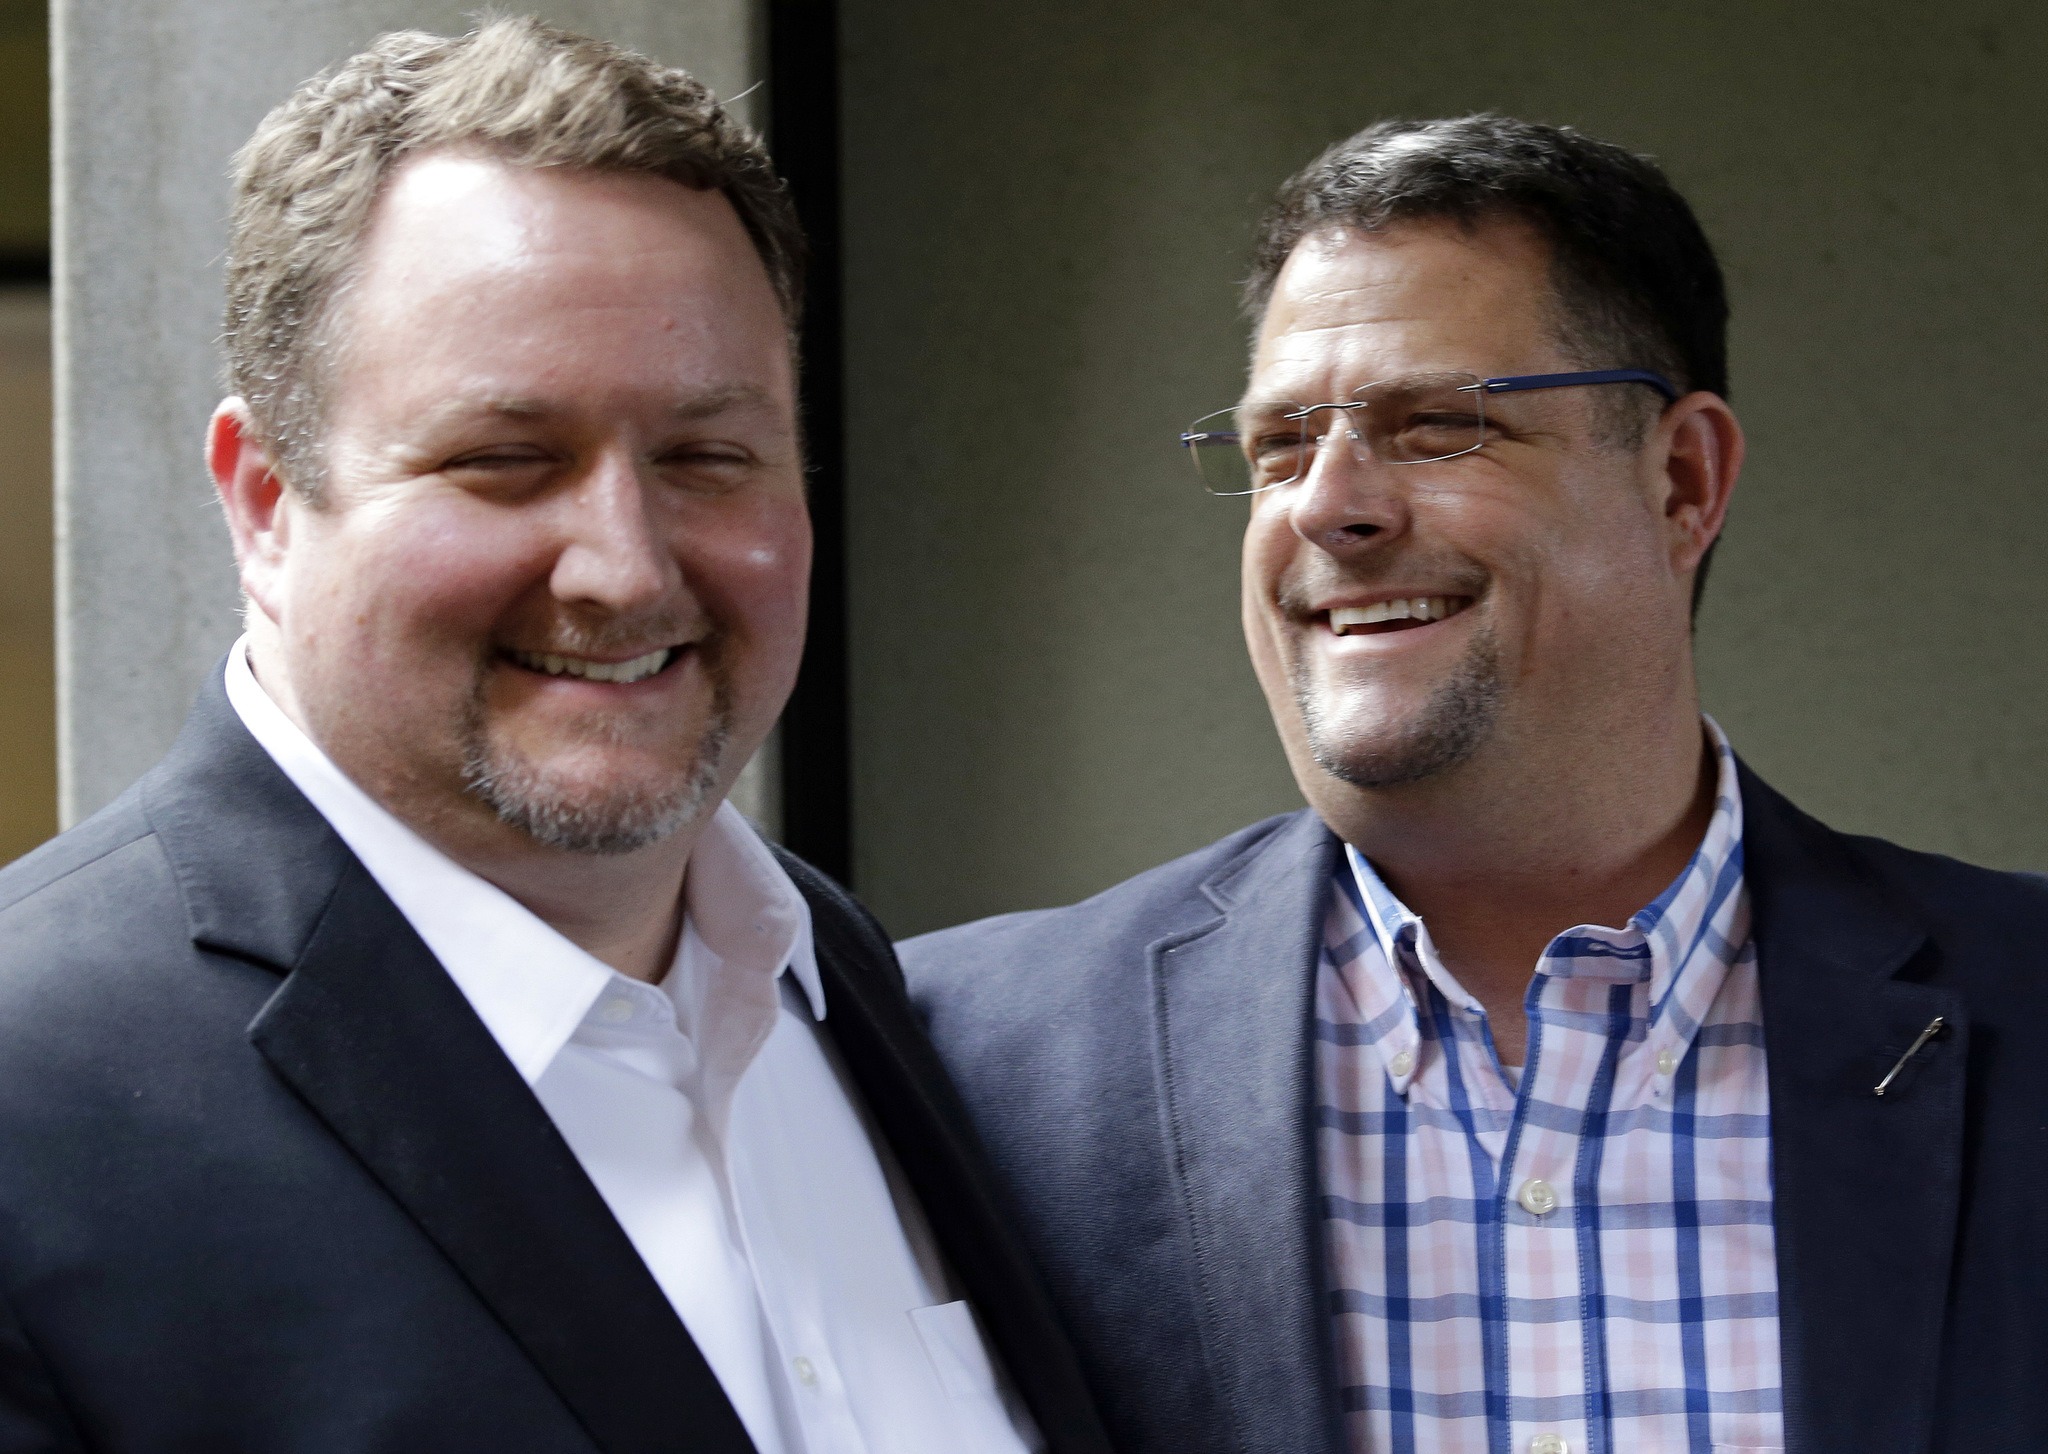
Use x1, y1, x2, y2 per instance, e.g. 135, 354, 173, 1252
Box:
16, 2, 2047, 937
842, 0, 2048, 933
0, 0, 47, 864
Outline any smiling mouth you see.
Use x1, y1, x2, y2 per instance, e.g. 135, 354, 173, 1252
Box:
1328, 596, 1474, 636
505, 646, 681, 684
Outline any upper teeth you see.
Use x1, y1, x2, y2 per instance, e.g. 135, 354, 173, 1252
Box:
1330, 597, 1466, 634
512, 648, 672, 684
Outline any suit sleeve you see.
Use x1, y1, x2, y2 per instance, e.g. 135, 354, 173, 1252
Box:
0, 1286, 86, 1454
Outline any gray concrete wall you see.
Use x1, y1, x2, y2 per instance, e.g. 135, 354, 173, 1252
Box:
841, 1, 2048, 936
54, 0, 763, 826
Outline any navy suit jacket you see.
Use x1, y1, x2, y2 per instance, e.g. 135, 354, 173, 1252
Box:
0, 676, 1112, 1454
902, 767, 2048, 1454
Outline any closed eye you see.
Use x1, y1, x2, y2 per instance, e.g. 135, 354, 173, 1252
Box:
444, 445, 555, 472
653, 443, 765, 492
1248, 429, 1306, 459
1407, 410, 1485, 429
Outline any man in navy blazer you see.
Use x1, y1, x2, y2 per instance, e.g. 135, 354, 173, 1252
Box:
904, 116, 2048, 1454
0, 20, 1110, 1454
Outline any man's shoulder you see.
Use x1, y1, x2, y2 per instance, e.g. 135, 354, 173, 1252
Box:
900, 809, 1323, 998
0, 786, 183, 999
1740, 768, 2048, 1027
1835, 827, 2048, 942
0, 789, 286, 1142
0, 781, 155, 916
1741, 764, 2048, 937
0, 782, 273, 1065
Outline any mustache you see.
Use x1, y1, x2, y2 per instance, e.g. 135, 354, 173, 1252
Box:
1274, 559, 1491, 620
500, 611, 706, 658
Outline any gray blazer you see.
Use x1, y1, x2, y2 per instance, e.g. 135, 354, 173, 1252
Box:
902, 775, 2048, 1454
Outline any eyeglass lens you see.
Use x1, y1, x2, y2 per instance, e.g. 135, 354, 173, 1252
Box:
1182, 371, 1489, 496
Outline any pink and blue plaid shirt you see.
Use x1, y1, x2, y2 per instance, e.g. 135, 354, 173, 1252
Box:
1316, 722, 1781, 1454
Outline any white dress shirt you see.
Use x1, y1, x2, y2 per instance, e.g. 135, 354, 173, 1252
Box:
225, 639, 1038, 1454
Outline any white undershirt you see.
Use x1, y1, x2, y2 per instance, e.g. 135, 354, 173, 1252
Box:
225, 639, 1038, 1454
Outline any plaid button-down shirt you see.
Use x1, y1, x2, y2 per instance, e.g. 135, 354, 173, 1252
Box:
1316, 722, 1781, 1454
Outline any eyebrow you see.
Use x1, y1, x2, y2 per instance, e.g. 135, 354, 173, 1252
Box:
1236, 394, 1308, 422
664, 383, 781, 423
418, 383, 784, 430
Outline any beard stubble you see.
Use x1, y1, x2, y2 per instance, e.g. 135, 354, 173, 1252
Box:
1293, 615, 1505, 790
457, 620, 735, 856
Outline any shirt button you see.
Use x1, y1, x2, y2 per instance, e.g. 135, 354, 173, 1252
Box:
1389, 1048, 1415, 1078
1530, 1435, 1569, 1454
596, 998, 635, 1025
1517, 1178, 1559, 1216
1656, 1048, 1679, 1077
792, 1355, 818, 1387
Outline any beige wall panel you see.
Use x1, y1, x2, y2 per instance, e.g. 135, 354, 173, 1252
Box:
842, 2, 2048, 936
0, 289, 52, 859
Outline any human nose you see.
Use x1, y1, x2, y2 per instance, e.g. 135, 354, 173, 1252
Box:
1280, 408, 1410, 550
547, 450, 678, 612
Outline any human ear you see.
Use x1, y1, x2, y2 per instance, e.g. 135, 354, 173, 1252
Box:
1650, 392, 1744, 580
206, 399, 296, 624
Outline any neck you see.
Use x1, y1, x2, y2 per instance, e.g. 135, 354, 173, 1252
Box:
444, 834, 696, 985
1311, 694, 1717, 1063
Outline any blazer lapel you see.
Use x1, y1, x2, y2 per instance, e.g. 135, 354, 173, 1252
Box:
774, 849, 1115, 1454
1740, 766, 1964, 1454
147, 675, 756, 1454
1148, 810, 1346, 1454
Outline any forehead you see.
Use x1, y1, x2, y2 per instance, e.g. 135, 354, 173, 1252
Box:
331, 151, 791, 405
1249, 218, 1563, 402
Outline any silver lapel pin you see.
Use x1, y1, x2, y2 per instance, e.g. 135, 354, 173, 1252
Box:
1873, 1016, 1947, 1097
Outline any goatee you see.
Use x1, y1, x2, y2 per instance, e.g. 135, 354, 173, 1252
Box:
457, 624, 733, 855
1296, 621, 1504, 788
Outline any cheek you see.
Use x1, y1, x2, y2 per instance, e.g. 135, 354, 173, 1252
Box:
1239, 506, 1300, 701
1239, 497, 1297, 613
1469, 483, 1671, 650
289, 506, 552, 656
687, 493, 814, 645
1536, 481, 1668, 590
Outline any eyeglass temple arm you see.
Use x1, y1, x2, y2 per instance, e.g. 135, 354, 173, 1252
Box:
1482, 368, 1681, 403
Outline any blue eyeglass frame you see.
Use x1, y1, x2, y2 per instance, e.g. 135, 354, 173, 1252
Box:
1179, 366, 1681, 453
1480, 367, 1679, 402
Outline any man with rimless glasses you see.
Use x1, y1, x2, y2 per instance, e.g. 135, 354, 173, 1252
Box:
902, 115, 2048, 1454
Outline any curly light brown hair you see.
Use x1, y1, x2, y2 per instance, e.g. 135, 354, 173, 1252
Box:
223, 14, 804, 496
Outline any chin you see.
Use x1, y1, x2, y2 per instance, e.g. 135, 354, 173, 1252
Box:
1307, 724, 1485, 790
1296, 641, 1504, 791
466, 758, 725, 855
460, 722, 733, 857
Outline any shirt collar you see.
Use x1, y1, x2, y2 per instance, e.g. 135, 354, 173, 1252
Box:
223, 636, 823, 1087
1629, 717, 1746, 1038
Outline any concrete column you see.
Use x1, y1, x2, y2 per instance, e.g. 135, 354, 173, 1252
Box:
54, 0, 771, 827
